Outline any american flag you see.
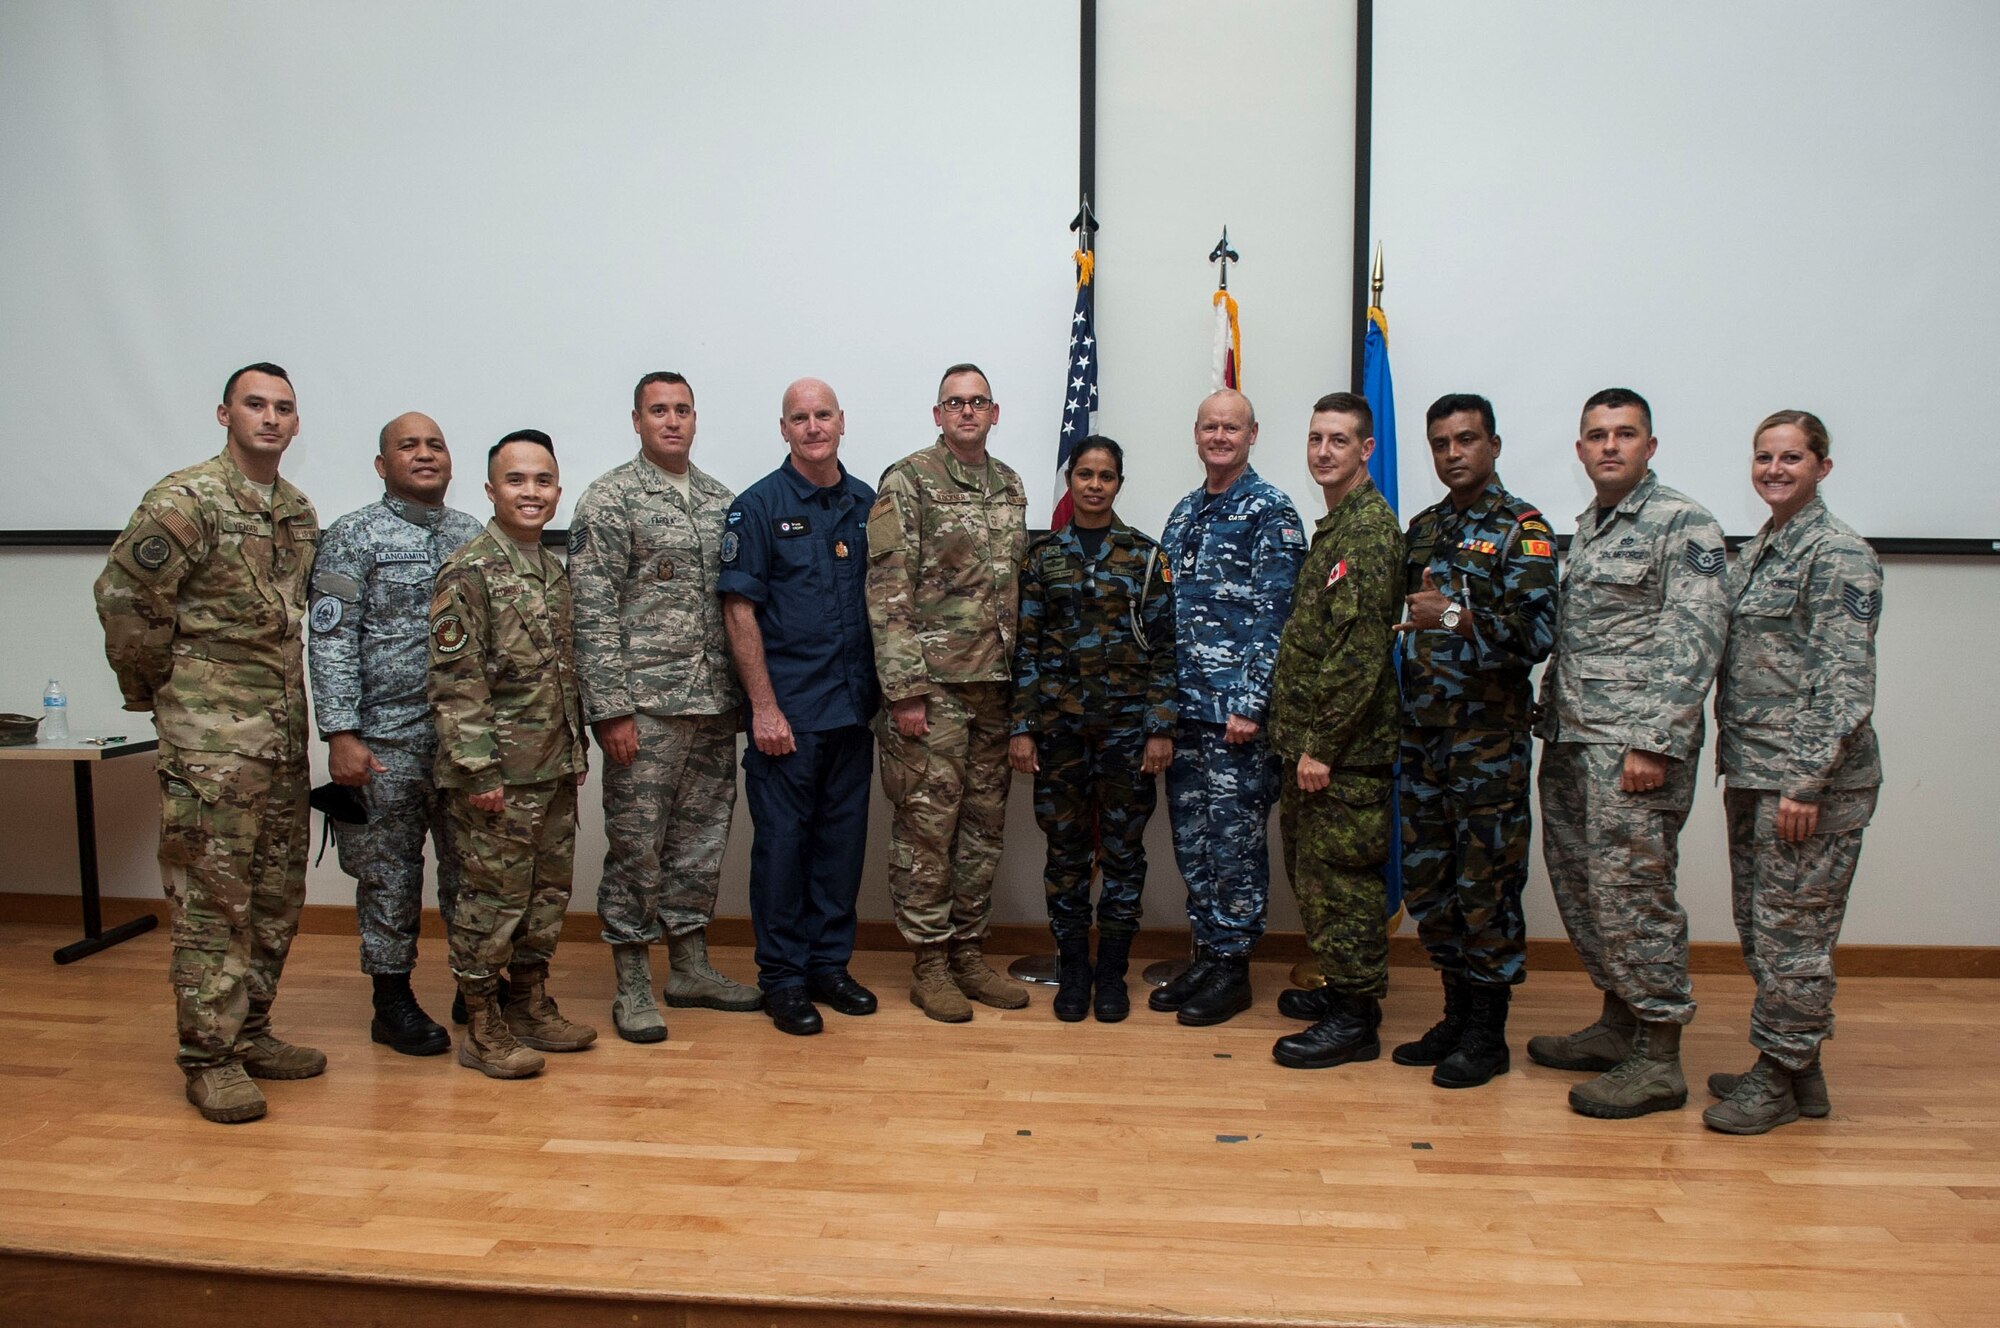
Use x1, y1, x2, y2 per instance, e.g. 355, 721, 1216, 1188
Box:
1051, 249, 1098, 528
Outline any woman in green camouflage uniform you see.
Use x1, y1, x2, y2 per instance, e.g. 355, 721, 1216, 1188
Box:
1705, 410, 1883, 1135
1009, 438, 1176, 1022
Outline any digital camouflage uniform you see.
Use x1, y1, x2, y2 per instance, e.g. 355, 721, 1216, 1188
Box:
1011, 520, 1176, 941
95, 449, 318, 1070
309, 493, 482, 975
1537, 470, 1727, 1024
866, 439, 1029, 945
1159, 467, 1306, 956
428, 521, 587, 993
1717, 495, 1882, 1070
1268, 477, 1402, 998
568, 457, 741, 946
1400, 479, 1558, 987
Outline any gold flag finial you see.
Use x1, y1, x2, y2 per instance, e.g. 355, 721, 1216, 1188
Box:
1370, 242, 1384, 308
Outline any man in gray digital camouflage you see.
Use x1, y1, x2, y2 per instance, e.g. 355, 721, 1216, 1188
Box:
1532, 387, 1728, 1120
310, 412, 483, 1055
568, 371, 756, 1043
866, 363, 1031, 1022
430, 430, 595, 1078
96, 362, 324, 1124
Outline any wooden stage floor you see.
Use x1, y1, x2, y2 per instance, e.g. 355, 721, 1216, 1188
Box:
0, 924, 1994, 1328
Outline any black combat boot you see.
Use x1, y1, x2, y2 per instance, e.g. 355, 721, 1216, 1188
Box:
1176, 955, 1252, 1027
371, 972, 449, 1056
1392, 969, 1470, 1067
1278, 984, 1336, 1021
1432, 982, 1511, 1089
1052, 935, 1093, 1023
1093, 932, 1134, 1023
1272, 992, 1382, 1069
1148, 945, 1216, 1012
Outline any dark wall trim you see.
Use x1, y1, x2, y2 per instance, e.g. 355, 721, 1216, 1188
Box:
1079, 0, 1096, 207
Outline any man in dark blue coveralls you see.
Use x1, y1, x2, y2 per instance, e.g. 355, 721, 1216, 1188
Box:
719, 378, 881, 1036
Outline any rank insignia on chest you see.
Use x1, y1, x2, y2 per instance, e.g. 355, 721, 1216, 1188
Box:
1181, 548, 1196, 570
432, 614, 468, 654
1326, 559, 1349, 587
834, 540, 849, 559
657, 557, 676, 581
1458, 537, 1499, 555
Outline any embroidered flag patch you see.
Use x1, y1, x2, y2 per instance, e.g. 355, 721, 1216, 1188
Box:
1521, 539, 1553, 558
1326, 559, 1349, 587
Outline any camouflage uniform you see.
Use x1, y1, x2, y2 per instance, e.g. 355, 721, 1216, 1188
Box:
95, 449, 317, 1070
1537, 470, 1727, 1024
866, 439, 1029, 945
309, 493, 482, 974
428, 522, 587, 990
1159, 467, 1307, 956
1718, 495, 1882, 1070
1400, 479, 1559, 987
1011, 520, 1176, 941
1269, 478, 1402, 997
568, 456, 741, 945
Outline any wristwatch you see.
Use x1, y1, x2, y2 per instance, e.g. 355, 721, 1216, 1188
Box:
1440, 602, 1462, 632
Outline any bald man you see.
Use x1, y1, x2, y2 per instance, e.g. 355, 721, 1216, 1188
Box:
719, 379, 881, 1035
310, 412, 484, 1054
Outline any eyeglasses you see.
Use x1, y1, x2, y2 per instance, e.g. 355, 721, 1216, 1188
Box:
938, 395, 994, 414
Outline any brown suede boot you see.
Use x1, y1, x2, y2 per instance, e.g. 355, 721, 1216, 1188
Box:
948, 939, 1029, 1009
1702, 1053, 1801, 1135
185, 1063, 267, 1123
1568, 1018, 1688, 1119
240, 1030, 328, 1080
1710, 1057, 1829, 1118
909, 944, 973, 1023
457, 982, 545, 1080
1527, 990, 1637, 1071
504, 965, 598, 1052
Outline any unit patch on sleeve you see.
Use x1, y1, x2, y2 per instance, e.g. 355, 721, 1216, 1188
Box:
310, 595, 344, 633
721, 531, 741, 563
432, 613, 468, 654
134, 535, 172, 570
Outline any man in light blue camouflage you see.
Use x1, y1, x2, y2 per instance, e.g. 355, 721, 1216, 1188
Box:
569, 371, 755, 1043
1533, 387, 1728, 1120
311, 411, 482, 1056
1151, 388, 1306, 1027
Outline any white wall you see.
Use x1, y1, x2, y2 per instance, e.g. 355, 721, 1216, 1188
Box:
4, 545, 1993, 948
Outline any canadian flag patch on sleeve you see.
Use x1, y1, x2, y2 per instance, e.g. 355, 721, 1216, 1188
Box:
1326, 559, 1349, 587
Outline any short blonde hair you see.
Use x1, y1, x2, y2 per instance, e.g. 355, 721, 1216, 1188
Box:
1754, 409, 1831, 460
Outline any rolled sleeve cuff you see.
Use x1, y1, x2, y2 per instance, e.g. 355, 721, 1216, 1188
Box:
715, 570, 769, 603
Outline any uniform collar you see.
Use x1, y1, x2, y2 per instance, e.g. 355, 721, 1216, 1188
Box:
217, 447, 307, 520
1451, 478, 1505, 522
1201, 465, 1261, 508
1576, 468, 1658, 539
1057, 517, 1134, 554
486, 519, 549, 581
382, 491, 449, 529
778, 457, 854, 501
1764, 494, 1827, 557
1317, 475, 1380, 530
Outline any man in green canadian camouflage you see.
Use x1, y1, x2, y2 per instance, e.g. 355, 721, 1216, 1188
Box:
868, 363, 1031, 1022
1008, 435, 1176, 1023
94, 362, 324, 1125
568, 371, 755, 1043
1266, 394, 1403, 1072
429, 430, 596, 1080
1705, 410, 1882, 1135
1533, 388, 1728, 1120
1387, 393, 1558, 1090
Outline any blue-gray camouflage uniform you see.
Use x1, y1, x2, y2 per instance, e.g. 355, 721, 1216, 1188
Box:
310, 493, 482, 975
1159, 467, 1307, 957
1717, 494, 1882, 1071
1400, 479, 1558, 988
1537, 470, 1728, 1025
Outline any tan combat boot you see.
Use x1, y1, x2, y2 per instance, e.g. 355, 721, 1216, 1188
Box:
504, 965, 598, 1052
240, 1030, 328, 1080
909, 944, 973, 1023
1702, 1053, 1801, 1135
664, 930, 764, 1012
611, 943, 668, 1044
947, 939, 1029, 1009
1710, 1057, 1829, 1118
1526, 990, 1637, 1071
185, 1063, 267, 1123
458, 984, 545, 1079
1568, 1019, 1688, 1119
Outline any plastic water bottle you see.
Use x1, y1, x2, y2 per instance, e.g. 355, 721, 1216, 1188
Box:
41, 679, 69, 742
